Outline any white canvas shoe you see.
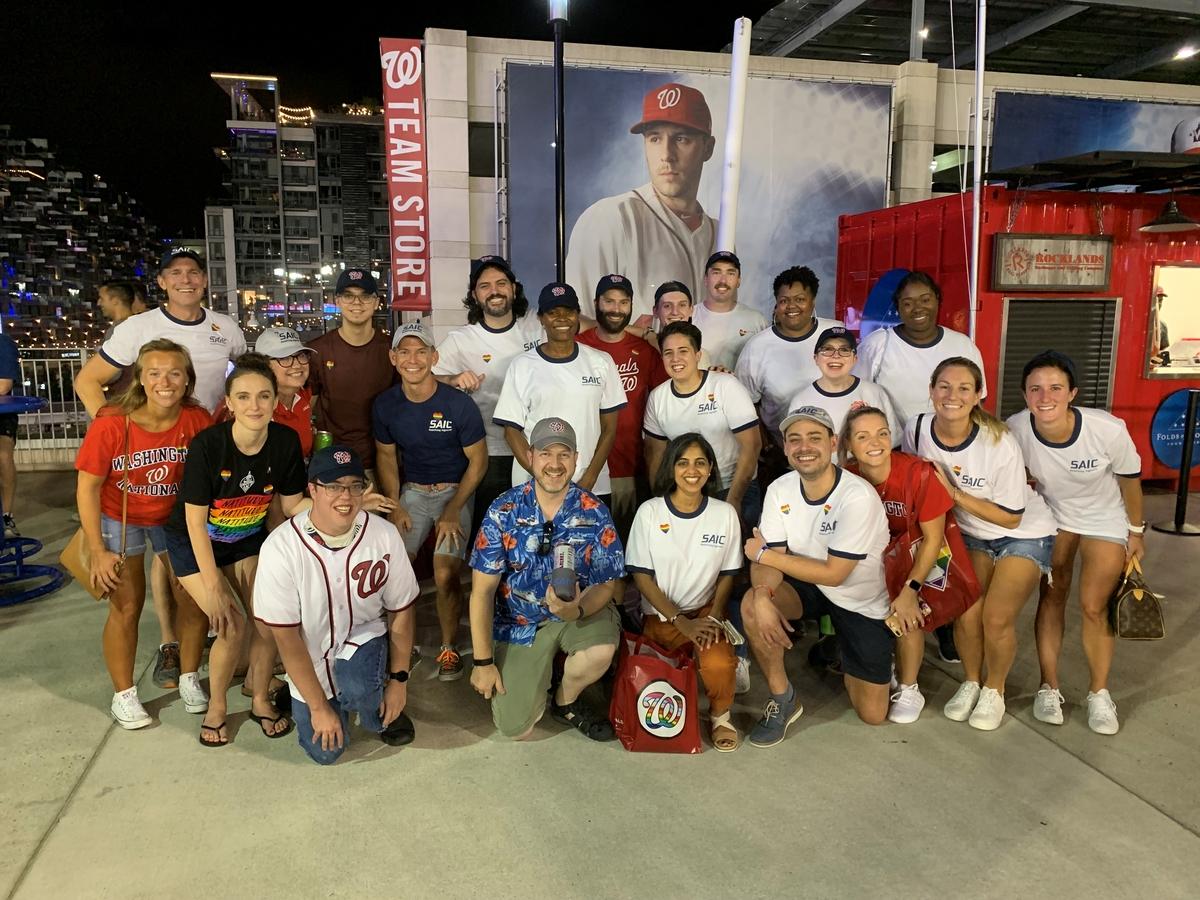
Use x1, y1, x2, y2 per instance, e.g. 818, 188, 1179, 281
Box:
111, 687, 152, 730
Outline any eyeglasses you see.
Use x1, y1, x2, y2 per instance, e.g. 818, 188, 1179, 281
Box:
538, 520, 554, 556
817, 348, 855, 358
338, 295, 377, 307
316, 481, 367, 497
274, 353, 310, 368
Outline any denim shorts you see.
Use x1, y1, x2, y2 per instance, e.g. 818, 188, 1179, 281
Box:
962, 533, 1054, 574
100, 513, 168, 557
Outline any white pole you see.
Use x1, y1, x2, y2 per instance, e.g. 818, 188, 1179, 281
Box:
968, 0, 987, 340
716, 17, 752, 253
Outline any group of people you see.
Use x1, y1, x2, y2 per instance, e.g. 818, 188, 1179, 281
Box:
69, 241, 1146, 764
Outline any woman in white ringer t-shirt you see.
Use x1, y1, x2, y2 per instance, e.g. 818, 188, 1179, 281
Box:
903, 356, 1057, 732
627, 433, 743, 751
1007, 351, 1145, 736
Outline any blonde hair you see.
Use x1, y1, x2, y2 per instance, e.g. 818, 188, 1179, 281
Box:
838, 406, 891, 467
930, 356, 1006, 441
107, 339, 199, 415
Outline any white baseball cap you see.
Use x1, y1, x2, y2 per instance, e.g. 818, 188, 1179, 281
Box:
254, 327, 315, 359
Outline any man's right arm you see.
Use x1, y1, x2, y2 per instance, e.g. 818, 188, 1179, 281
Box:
74, 354, 123, 417
469, 570, 506, 698
269, 625, 328, 711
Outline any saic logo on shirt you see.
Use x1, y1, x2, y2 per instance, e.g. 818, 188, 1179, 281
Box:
697, 393, 719, 414
429, 412, 454, 432
819, 519, 838, 535
958, 472, 986, 488
581, 375, 602, 387
1070, 458, 1100, 471
700, 533, 726, 547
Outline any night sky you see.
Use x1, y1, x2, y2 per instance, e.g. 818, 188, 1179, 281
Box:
3, 1, 778, 237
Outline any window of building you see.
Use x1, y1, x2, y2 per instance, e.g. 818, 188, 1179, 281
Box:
207, 214, 224, 237
469, 122, 497, 177
209, 242, 225, 260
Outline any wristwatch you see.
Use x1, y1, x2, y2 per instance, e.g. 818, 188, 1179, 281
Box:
907, 578, 922, 593
388, 670, 409, 683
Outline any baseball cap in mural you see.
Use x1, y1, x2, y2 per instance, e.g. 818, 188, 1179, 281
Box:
470, 255, 517, 291
815, 326, 857, 352
308, 445, 366, 484
706, 251, 740, 272
529, 417, 577, 452
159, 248, 204, 271
255, 327, 316, 359
780, 405, 836, 437
537, 282, 581, 315
630, 83, 712, 136
335, 268, 378, 294
595, 274, 633, 299
390, 319, 435, 349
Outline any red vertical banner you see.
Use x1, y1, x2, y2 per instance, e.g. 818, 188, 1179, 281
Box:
379, 37, 431, 312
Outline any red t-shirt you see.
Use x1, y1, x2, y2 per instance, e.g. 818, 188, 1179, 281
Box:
75, 405, 212, 527
850, 451, 954, 540
214, 387, 314, 458
576, 329, 669, 478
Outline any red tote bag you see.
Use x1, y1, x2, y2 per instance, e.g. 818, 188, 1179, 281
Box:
609, 631, 702, 754
883, 460, 981, 632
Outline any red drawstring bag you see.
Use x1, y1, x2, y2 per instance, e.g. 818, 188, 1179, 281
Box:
883, 459, 981, 632
609, 631, 702, 754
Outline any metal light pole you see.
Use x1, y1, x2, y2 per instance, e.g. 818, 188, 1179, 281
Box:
548, 1, 570, 281
968, 0, 988, 340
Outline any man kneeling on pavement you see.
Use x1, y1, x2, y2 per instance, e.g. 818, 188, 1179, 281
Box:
469, 417, 625, 740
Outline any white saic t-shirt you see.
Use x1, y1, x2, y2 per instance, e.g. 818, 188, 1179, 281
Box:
433, 314, 543, 456
736, 318, 843, 441
1007, 407, 1142, 541
252, 511, 419, 702
100, 306, 247, 413
692, 302, 768, 370
788, 376, 901, 445
854, 326, 986, 426
492, 343, 627, 495
758, 468, 891, 618
626, 495, 743, 620
643, 370, 759, 489
903, 413, 1058, 542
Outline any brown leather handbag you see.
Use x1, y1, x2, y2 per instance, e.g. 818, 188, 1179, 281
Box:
62, 417, 129, 601
1107, 557, 1165, 641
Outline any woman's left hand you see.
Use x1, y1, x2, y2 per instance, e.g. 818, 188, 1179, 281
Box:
890, 588, 926, 634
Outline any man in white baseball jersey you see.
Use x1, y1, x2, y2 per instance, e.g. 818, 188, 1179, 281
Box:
255, 446, 420, 765
692, 251, 767, 370
566, 82, 717, 325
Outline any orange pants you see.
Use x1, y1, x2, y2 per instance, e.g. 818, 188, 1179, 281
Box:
641, 602, 736, 717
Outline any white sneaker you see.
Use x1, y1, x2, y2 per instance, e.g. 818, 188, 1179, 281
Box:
1033, 684, 1065, 725
111, 687, 152, 730
178, 672, 209, 714
1087, 689, 1120, 735
943, 680, 981, 722
969, 687, 1006, 731
735, 657, 751, 695
887, 683, 925, 724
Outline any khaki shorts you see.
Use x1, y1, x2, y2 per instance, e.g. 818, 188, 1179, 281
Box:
492, 602, 620, 737
400, 484, 472, 560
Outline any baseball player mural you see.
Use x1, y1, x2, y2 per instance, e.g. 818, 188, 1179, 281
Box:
566, 83, 717, 324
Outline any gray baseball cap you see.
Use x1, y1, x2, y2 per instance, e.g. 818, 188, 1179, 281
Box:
254, 326, 314, 359
529, 417, 577, 452
391, 319, 435, 349
780, 405, 836, 436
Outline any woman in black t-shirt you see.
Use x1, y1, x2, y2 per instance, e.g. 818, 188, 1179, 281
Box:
166, 355, 309, 747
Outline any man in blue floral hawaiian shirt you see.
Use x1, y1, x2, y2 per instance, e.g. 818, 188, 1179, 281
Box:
468, 417, 624, 740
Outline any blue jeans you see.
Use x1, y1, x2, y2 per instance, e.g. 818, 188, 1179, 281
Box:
292, 634, 388, 765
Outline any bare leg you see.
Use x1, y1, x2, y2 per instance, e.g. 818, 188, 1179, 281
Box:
432, 554, 463, 647
895, 628, 924, 686
956, 551, 993, 684
101, 555, 147, 692
742, 582, 806, 696
149, 553, 177, 645
556, 644, 616, 706
228, 556, 287, 735
178, 570, 246, 743
980, 556, 1041, 693
1035, 531, 1077, 689
0, 435, 16, 516
1076, 537, 1125, 693
844, 675, 889, 725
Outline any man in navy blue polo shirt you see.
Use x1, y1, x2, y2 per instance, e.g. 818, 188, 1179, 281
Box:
374, 320, 488, 681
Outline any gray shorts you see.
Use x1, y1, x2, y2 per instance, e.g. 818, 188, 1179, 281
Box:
400, 484, 472, 560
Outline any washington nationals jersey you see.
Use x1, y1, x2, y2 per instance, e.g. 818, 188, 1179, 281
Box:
1007, 407, 1142, 541
253, 510, 419, 701
566, 183, 716, 322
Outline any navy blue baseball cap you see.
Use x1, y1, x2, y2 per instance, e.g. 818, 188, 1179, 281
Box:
308, 445, 366, 484
335, 268, 378, 294
706, 251, 741, 272
470, 255, 517, 291
538, 282, 581, 314
815, 326, 857, 352
595, 274, 634, 300
159, 248, 204, 272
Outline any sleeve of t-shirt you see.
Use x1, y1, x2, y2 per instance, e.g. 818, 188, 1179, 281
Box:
98, 316, 142, 368
915, 459, 955, 522
456, 390, 487, 447
757, 481, 789, 548
647, 345, 669, 390
491, 358, 527, 430
228, 322, 248, 360
179, 429, 218, 507
642, 388, 666, 440
469, 500, 511, 575
380, 522, 420, 611
252, 534, 303, 627
963, 338, 988, 400
624, 501, 654, 575
275, 427, 308, 496
0, 336, 18, 380
598, 353, 627, 414
721, 376, 760, 432
988, 435, 1030, 515
305, 338, 325, 396
901, 413, 922, 455
720, 502, 743, 575
852, 329, 883, 382
371, 391, 395, 445
734, 346, 762, 403
74, 415, 121, 477
827, 485, 883, 561
431, 333, 462, 377
1106, 416, 1142, 477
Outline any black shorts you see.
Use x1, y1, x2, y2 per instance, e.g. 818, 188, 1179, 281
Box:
0, 413, 17, 442
165, 527, 263, 578
785, 577, 894, 685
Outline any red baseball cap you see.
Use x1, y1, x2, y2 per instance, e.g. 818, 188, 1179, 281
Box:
630, 83, 712, 136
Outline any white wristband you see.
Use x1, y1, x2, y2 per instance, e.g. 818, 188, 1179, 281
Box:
755, 545, 769, 563
1127, 522, 1146, 535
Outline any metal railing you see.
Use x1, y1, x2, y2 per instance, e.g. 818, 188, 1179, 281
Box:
13, 348, 91, 470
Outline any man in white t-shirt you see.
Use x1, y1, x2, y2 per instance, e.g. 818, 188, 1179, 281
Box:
254, 446, 420, 764
854, 271, 985, 425
692, 251, 767, 370
741, 405, 893, 746
788, 326, 900, 442
433, 255, 542, 532
493, 282, 626, 502
736, 265, 843, 447
566, 82, 717, 325
74, 249, 247, 415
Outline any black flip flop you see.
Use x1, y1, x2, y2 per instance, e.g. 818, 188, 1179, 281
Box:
250, 712, 295, 739
198, 721, 229, 748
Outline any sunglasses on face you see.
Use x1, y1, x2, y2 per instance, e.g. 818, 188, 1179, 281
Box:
538, 520, 554, 556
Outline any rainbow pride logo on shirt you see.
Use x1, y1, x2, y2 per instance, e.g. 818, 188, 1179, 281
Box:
220, 469, 232, 480
659, 522, 670, 533
823, 504, 832, 514
780, 504, 790, 515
